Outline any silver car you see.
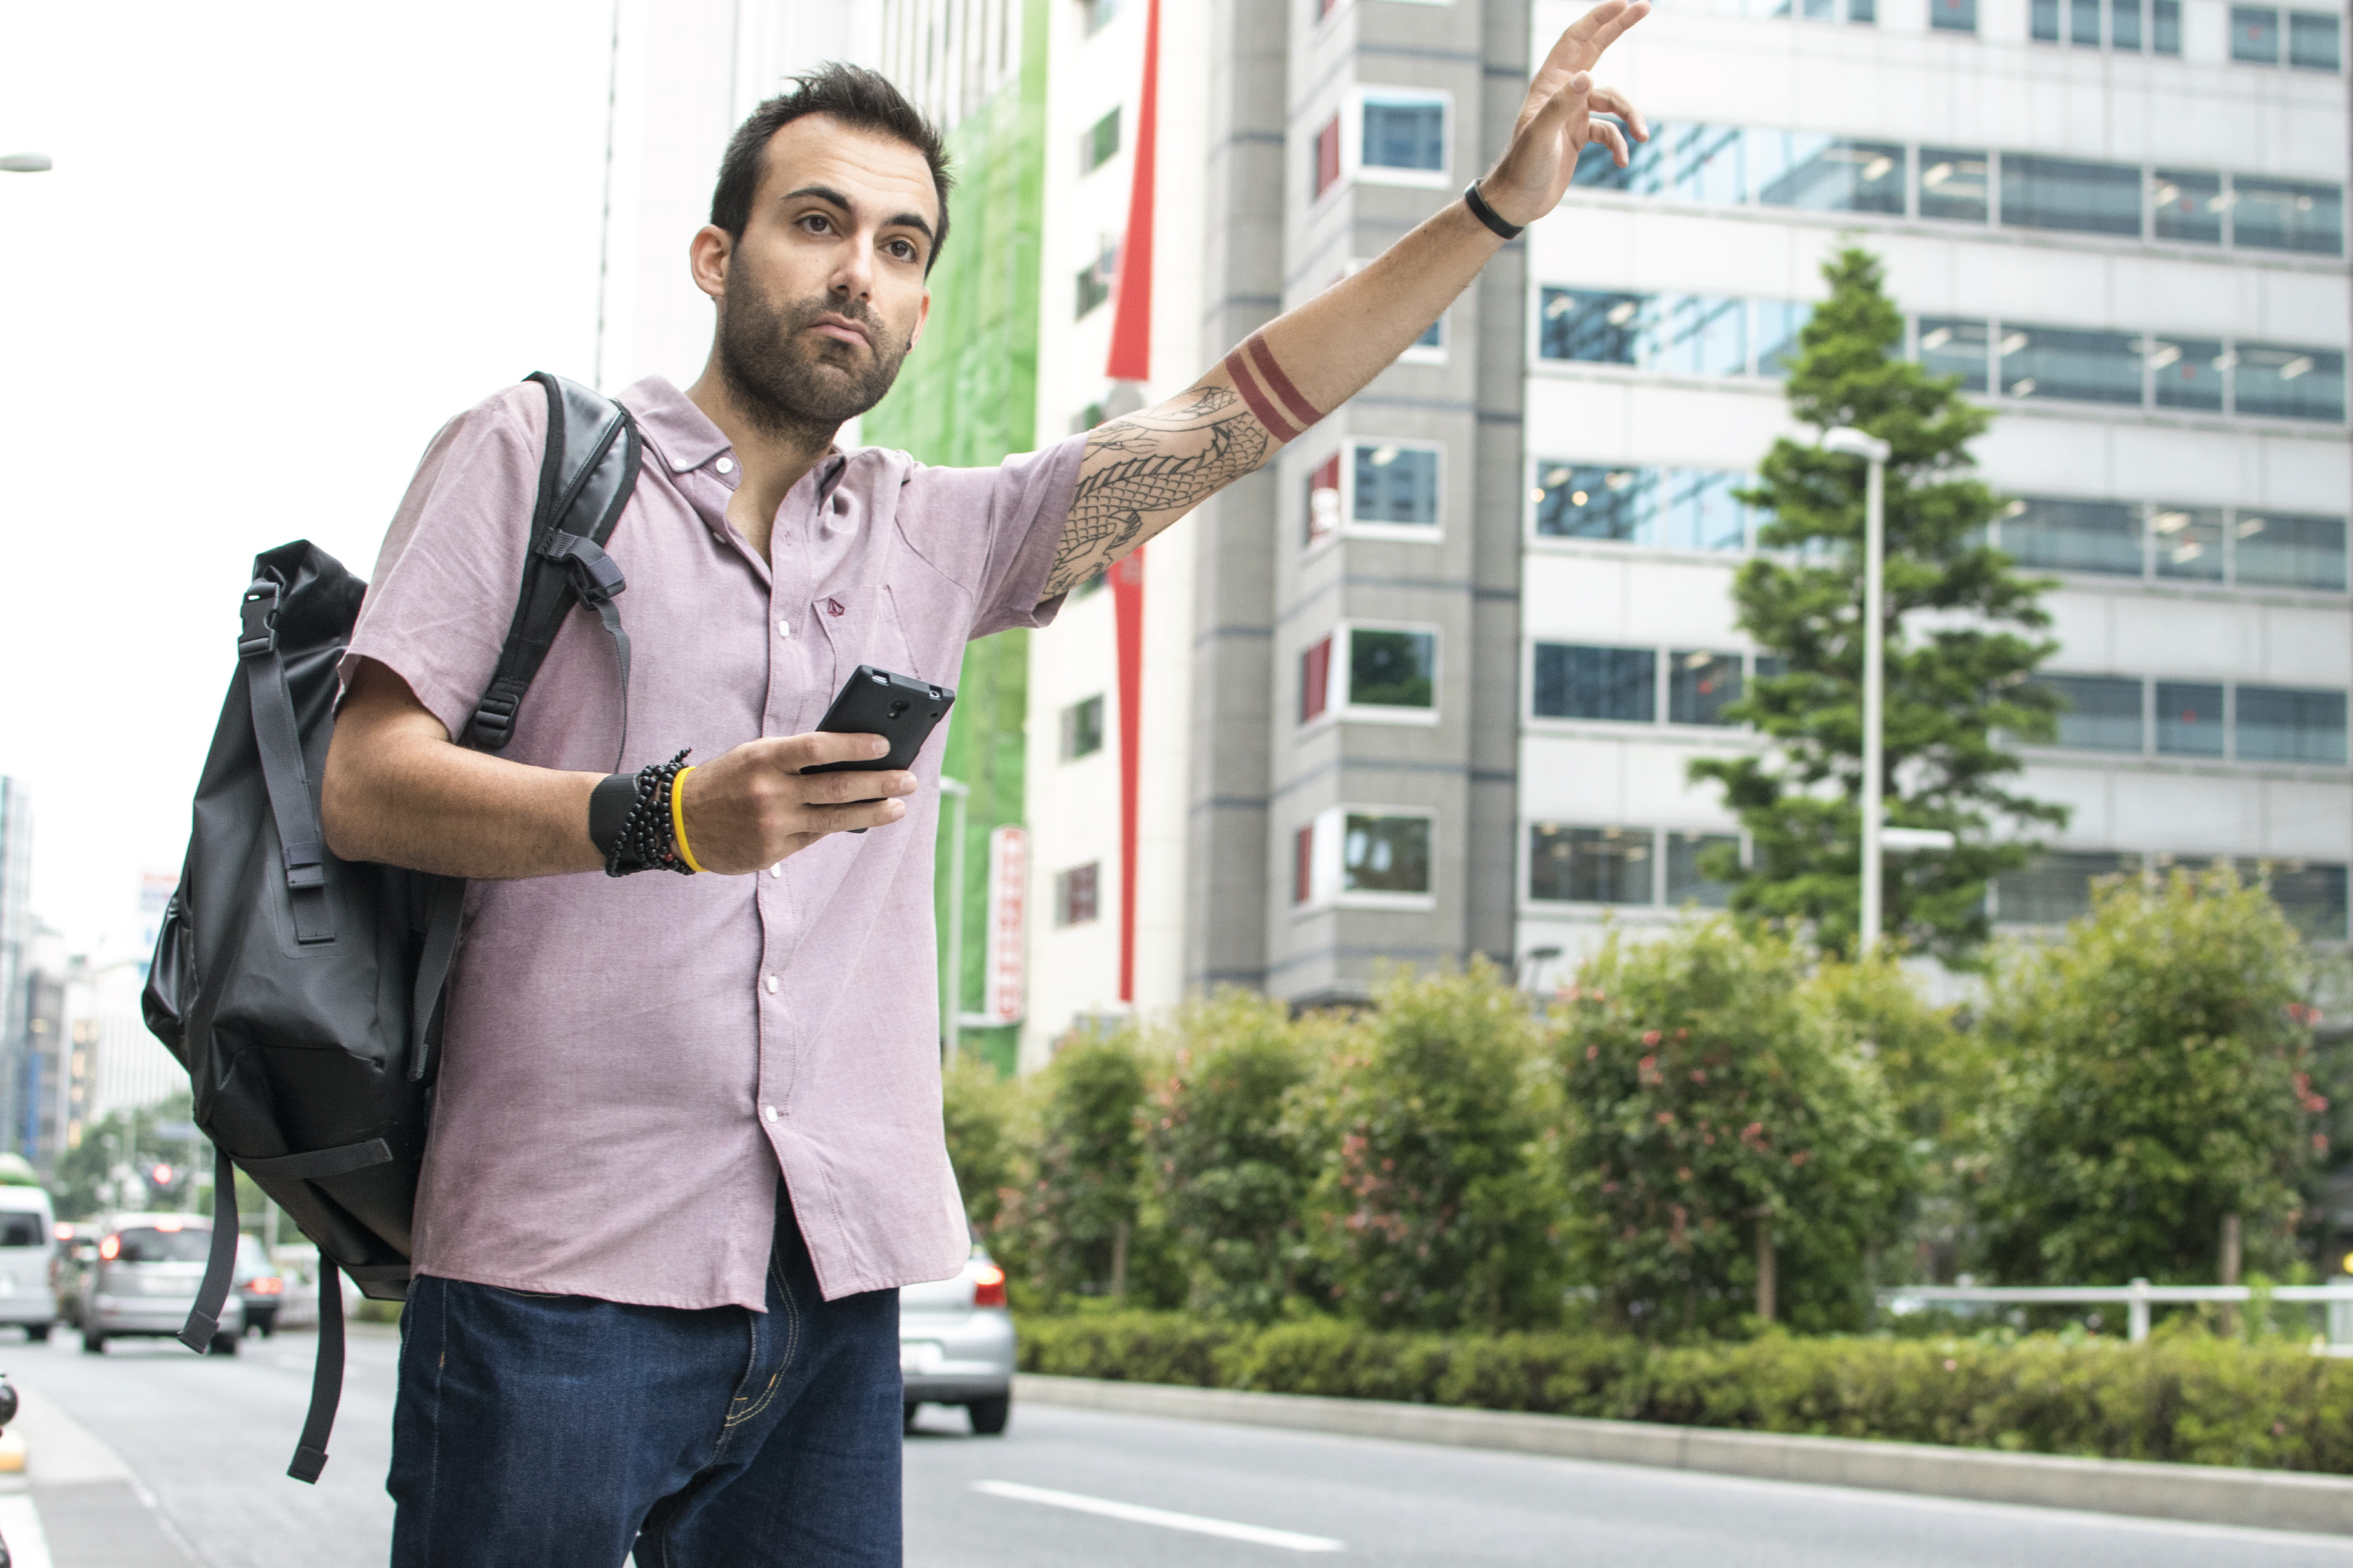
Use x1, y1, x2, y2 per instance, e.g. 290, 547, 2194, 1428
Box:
81, 1214, 243, 1355
899, 1249, 1013, 1434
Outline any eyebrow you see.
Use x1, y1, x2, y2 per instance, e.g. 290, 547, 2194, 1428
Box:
781, 184, 936, 245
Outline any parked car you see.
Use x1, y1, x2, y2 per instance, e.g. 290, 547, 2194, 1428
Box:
899, 1247, 1014, 1435
233, 1235, 285, 1337
80, 1214, 242, 1355
0, 1190, 54, 1342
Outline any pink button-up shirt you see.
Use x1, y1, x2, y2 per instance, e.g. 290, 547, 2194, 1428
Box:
345, 376, 1078, 1307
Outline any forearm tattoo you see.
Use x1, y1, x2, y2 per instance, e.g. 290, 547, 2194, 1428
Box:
1042, 334, 1324, 598
1045, 384, 1272, 597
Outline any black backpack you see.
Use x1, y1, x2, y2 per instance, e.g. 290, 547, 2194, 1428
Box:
140, 372, 642, 1481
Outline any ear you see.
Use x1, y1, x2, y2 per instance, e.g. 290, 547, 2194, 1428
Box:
688, 224, 733, 301
907, 288, 932, 353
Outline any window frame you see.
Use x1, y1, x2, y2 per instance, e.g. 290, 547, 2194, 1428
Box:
1332, 621, 1444, 726
1342, 86, 1455, 192
1294, 805, 1440, 913
1322, 437, 1447, 545
1052, 862, 1102, 927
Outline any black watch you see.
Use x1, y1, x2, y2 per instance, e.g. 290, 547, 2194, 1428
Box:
588, 772, 637, 859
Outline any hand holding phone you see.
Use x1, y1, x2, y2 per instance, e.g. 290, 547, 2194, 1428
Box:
801, 666, 956, 831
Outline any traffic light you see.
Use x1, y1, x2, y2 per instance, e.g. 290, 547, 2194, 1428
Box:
144, 1162, 179, 1205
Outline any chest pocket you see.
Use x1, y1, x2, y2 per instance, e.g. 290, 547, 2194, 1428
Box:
812, 585, 918, 696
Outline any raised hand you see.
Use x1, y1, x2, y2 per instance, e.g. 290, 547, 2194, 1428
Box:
1481, 0, 1653, 228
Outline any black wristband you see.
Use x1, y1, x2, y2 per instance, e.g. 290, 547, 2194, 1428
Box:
1463, 180, 1524, 241
588, 772, 637, 859
601, 750, 696, 877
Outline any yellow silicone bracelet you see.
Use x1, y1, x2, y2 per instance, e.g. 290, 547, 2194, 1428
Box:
670, 766, 709, 875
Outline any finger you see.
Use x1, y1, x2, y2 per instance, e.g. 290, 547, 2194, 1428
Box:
1526, 68, 1592, 148
1590, 115, 1630, 168
1585, 86, 1649, 142
810, 797, 909, 832
780, 729, 891, 768
1529, 1, 1623, 97
1583, 0, 1651, 56
807, 768, 916, 806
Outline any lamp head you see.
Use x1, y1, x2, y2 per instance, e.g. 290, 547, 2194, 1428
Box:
1821, 427, 1891, 463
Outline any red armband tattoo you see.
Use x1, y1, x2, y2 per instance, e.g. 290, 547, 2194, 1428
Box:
1222, 331, 1323, 444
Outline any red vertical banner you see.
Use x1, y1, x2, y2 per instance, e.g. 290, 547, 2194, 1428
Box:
1112, 548, 1146, 1004
1104, 0, 1160, 384
982, 825, 1029, 1024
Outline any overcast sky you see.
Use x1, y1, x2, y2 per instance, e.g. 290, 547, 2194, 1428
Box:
0, 2, 621, 953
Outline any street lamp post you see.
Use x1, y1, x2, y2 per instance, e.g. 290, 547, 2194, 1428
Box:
0, 154, 52, 173
1822, 427, 1893, 953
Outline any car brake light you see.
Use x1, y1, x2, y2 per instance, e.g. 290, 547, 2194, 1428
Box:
153, 1216, 184, 1232
250, 1276, 285, 1295
98, 1235, 119, 1261
50, 1223, 68, 1243
971, 1262, 1007, 1308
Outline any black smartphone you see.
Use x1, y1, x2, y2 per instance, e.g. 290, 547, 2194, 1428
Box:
801, 665, 956, 831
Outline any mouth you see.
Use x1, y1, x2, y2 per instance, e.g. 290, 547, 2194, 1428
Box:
809, 315, 872, 350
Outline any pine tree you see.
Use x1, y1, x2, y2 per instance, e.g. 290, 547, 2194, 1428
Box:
1689, 248, 2064, 962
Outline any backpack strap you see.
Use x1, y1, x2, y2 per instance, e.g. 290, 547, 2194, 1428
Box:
239, 578, 334, 945
463, 373, 642, 768
289, 1246, 345, 1483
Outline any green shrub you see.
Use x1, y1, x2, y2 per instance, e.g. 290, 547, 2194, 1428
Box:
1295, 962, 1565, 1332
1560, 920, 1909, 1336
1016, 1310, 2353, 1472
1138, 992, 1326, 1322
1975, 868, 2323, 1286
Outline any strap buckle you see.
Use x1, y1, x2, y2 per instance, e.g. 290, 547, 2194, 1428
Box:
238, 580, 281, 658
282, 839, 327, 892
538, 533, 627, 606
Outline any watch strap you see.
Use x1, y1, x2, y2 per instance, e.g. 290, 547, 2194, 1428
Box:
588, 772, 637, 858
1463, 180, 1524, 241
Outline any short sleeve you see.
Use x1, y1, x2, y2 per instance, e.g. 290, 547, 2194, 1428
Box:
894, 432, 1086, 641
341, 385, 546, 741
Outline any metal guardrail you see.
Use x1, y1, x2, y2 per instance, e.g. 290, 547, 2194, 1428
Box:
1877, 1281, 2353, 1344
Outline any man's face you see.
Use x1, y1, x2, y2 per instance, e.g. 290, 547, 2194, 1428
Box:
702, 115, 937, 435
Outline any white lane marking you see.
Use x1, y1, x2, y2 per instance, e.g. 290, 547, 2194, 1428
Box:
0, 1492, 54, 1568
971, 1479, 1342, 1553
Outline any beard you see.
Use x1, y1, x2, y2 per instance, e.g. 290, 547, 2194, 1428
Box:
715, 280, 912, 441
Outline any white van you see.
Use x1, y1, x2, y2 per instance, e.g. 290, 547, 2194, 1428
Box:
0, 1188, 55, 1340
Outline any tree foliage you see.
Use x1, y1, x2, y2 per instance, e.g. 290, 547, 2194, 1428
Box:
1690, 247, 2064, 962
1296, 963, 1565, 1332
1559, 920, 1909, 1335
1974, 868, 2325, 1285
1137, 992, 1324, 1323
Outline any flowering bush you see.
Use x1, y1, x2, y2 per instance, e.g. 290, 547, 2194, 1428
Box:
1974, 867, 2325, 1285
1559, 919, 1909, 1336
1294, 962, 1567, 1332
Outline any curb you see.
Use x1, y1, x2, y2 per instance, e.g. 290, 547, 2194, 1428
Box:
1016, 1374, 2353, 1537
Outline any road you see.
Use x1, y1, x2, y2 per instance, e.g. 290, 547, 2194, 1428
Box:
0, 1324, 2348, 1566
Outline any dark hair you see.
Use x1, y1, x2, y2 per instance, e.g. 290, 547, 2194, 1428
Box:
710, 63, 954, 274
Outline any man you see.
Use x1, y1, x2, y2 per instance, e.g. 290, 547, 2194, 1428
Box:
322, 9, 1647, 1564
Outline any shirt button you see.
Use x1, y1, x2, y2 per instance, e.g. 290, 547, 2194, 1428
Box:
776, 618, 792, 638
763, 975, 779, 995
715, 456, 736, 475
768, 864, 784, 878
762, 1105, 780, 1123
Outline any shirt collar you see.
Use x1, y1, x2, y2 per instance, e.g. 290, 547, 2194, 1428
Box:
617, 376, 733, 473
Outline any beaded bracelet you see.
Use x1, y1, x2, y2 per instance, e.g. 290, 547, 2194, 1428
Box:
602, 750, 697, 877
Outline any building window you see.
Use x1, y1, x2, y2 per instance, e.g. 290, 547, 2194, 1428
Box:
1313, 115, 1342, 200
1669, 651, 1743, 726
1666, 832, 1739, 907
1529, 824, 1655, 904
1999, 326, 2141, 406
2152, 170, 2225, 244
2233, 5, 2283, 61
2291, 11, 2342, 67
1061, 695, 1105, 760
2001, 155, 2143, 237
1301, 635, 1333, 723
1294, 824, 1314, 905
2238, 687, 2350, 764
1930, 0, 1977, 30
2043, 675, 2145, 752
2149, 336, 2227, 413
1343, 814, 1432, 895
1753, 136, 1903, 214
1917, 148, 1992, 222
2238, 345, 2347, 421
1361, 95, 1446, 174
1305, 451, 1342, 547
2237, 512, 2348, 591
1540, 289, 1645, 364
1082, 107, 1121, 173
2245, 859, 2351, 938
1995, 497, 2142, 576
2235, 180, 2346, 255
1995, 850, 2141, 925
1347, 627, 1437, 711
2151, 506, 2225, 580
1076, 237, 1118, 319
1353, 442, 1441, 529
1532, 464, 1755, 552
1084, 0, 1123, 34
2153, 0, 2182, 49
2152, 680, 2225, 756
1533, 645, 1657, 722
1055, 863, 1100, 926
1537, 289, 1810, 381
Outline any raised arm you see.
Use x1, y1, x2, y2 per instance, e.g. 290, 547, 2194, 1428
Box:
1041, 0, 1651, 599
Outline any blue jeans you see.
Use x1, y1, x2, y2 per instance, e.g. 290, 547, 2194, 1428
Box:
387, 1189, 902, 1566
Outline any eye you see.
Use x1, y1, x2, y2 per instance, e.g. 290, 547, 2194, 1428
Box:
798, 212, 834, 235
885, 238, 918, 262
